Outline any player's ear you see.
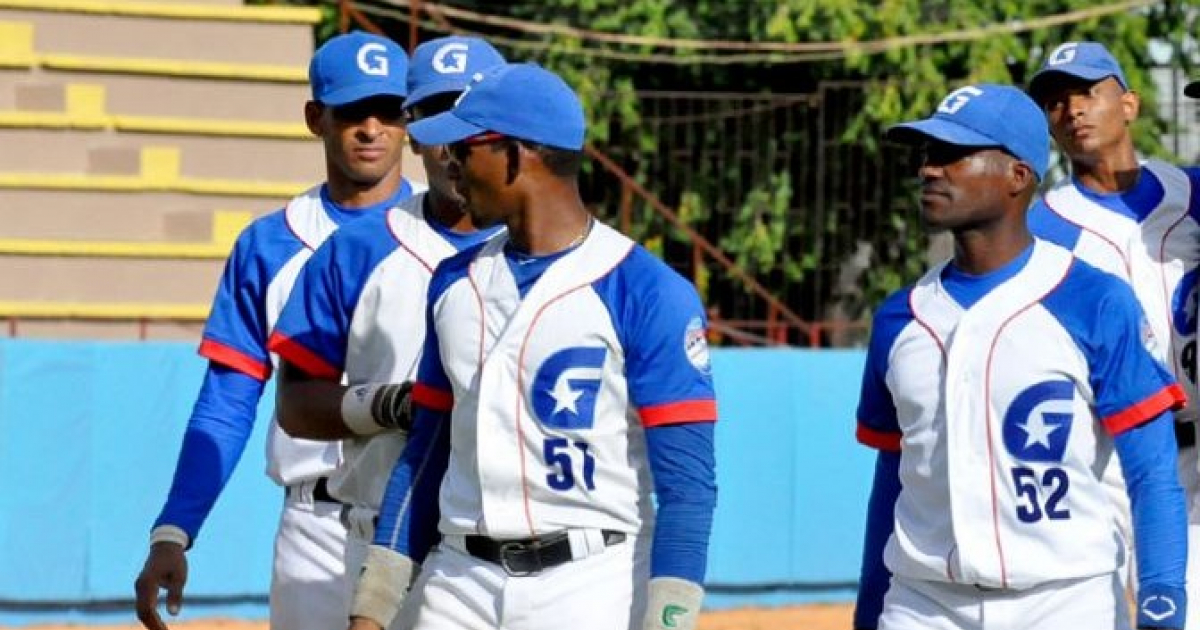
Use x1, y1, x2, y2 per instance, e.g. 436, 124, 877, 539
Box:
1008, 158, 1036, 198
304, 101, 325, 137
504, 140, 521, 185
1120, 89, 1140, 125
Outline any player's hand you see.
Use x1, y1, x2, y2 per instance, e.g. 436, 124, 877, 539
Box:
134, 541, 188, 630
642, 577, 704, 630
348, 617, 386, 630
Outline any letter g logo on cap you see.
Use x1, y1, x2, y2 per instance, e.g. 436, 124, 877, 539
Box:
357, 43, 389, 76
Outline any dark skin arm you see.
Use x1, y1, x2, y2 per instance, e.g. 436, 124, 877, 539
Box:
275, 359, 359, 440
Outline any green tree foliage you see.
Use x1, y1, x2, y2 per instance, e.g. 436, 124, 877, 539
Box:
295, 0, 1195, 342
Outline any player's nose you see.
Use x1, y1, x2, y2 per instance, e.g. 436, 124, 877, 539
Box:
356, 116, 384, 140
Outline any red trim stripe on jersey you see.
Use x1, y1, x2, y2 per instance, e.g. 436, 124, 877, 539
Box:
412, 383, 453, 412
856, 424, 901, 451
199, 338, 270, 381
640, 400, 718, 427
266, 332, 340, 379
1103, 383, 1187, 435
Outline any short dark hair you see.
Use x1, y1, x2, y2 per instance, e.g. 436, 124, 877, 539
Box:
514, 140, 583, 179
405, 92, 460, 123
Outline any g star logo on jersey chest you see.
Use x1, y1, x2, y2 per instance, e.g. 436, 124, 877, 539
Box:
1002, 380, 1074, 463
531, 347, 607, 430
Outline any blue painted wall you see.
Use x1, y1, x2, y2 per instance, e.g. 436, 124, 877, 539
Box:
0, 340, 873, 625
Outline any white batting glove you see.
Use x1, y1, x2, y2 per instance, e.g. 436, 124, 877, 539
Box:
642, 577, 704, 630
351, 545, 416, 629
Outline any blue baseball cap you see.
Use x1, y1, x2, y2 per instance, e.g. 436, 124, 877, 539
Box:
408, 63, 585, 150
1028, 42, 1129, 104
309, 32, 408, 106
404, 36, 506, 109
1186, 80, 1199, 99
886, 83, 1049, 181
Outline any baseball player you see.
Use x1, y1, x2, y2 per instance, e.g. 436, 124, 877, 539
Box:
134, 32, 418, 630
265, 35, 506, 615
348, 63, 719, 630
1025, 41, 1200, 625
853, 84, 1188, 630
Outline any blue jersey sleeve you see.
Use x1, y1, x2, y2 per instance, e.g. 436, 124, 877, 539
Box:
372, 405, 449, 561
153, 364, 266, 544
594, 247, 717, 427
856, 289, 910, 451
854, 450, 901, 630
644, 422, 716, 583
1044, 266, 1184, 434
1115, 411, 1188, 629
200, 212, 305, 380
268, 213, 397, 378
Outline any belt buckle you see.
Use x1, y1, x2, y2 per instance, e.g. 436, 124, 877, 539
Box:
498, 540, 539, 577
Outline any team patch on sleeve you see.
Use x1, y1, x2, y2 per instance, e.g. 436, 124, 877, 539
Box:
683, 316, 712, 375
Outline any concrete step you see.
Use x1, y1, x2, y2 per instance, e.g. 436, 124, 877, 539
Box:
0, 254, 224, 303
0, 128, 325, 181
1, 68, 308, 121
3, 318, 204, 341
0, 189, 281, 240
0, 8, 313, 67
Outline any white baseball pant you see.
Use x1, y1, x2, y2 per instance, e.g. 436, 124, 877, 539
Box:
878, 572, 1131, 630
403, 532, 649, 630
269, 481, 348, 630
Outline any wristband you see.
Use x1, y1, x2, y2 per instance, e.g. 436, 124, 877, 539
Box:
351, 545, 415, 628
149, 524, 190, 549
1137, 583, 1186, 630
642, 577, 704, 630
342, 384, 387, 436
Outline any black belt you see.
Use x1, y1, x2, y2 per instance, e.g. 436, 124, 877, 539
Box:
1176, 422, 1196, 450
464, 530, 625, 576
285, 477, 338, 504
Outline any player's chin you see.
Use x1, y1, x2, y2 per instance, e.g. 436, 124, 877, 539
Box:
467, 206, 501, 228
919, 206, 954, 232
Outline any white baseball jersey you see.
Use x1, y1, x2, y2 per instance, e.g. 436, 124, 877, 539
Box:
269, 192, 497, 510
412, 220, 718, 539
857, 240, 1183, 589
1029, 160, 1200, 419
202, 185, 358, 485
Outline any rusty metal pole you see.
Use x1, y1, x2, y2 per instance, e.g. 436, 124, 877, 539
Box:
619, 181, 633, 235
409, 0, 421, 54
